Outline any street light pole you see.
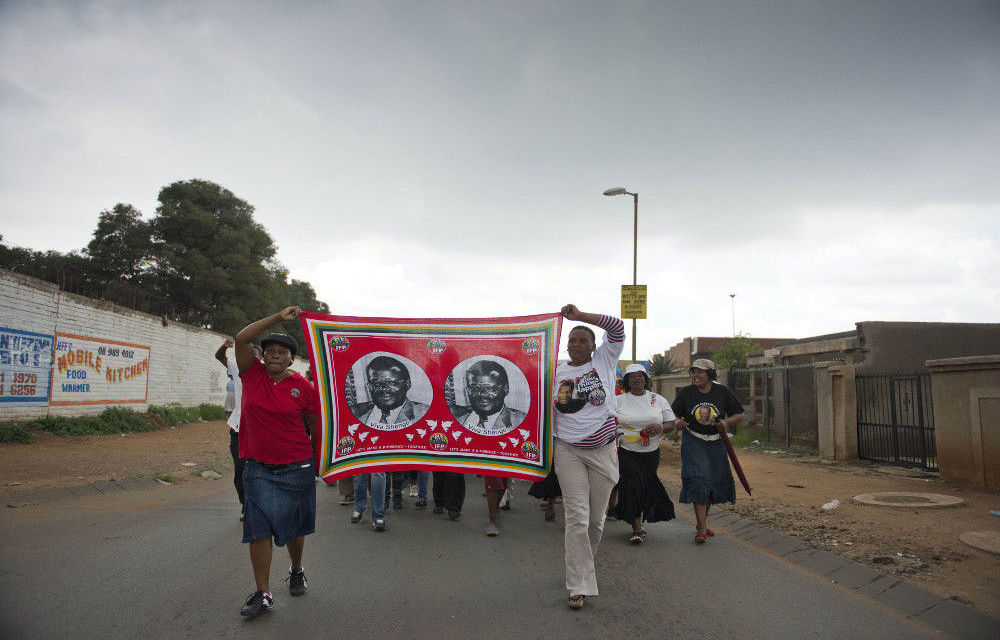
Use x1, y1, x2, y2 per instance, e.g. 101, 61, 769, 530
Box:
630, 192, 638, 361
730, 293, 736, 336
603, 186, 639, 361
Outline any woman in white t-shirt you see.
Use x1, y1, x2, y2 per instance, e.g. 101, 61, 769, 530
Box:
552, 304, 625, 610
611, 363, 676, 544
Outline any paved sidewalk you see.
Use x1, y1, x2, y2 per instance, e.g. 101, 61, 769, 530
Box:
2, 476, 166, 507
670, 487, 1000, 640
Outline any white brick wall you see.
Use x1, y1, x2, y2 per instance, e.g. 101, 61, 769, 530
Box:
0, 269, 308, 421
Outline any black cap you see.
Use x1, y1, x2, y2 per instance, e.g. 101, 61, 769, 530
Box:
259, 333, 298, 358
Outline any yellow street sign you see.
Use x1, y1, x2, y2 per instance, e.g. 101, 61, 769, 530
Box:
621, 285, 647, 319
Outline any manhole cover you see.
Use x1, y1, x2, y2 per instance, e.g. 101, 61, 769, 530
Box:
878, 495, 934, 504
959, 531, 1000, 555
852, 492, 963, 508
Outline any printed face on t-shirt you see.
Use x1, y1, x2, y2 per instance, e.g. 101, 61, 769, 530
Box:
693, 403, 719, 426
555, 370, 605, 414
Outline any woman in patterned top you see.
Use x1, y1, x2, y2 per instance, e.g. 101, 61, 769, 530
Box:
552, 304, 625, 609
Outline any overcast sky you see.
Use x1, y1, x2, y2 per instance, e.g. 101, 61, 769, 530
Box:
2, 1, 998, 357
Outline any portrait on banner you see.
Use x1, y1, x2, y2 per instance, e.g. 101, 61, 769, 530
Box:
346, 352, 432, 430
446, 356, 530, 437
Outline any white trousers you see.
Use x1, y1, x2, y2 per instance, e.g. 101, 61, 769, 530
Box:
554, 438, 619, 596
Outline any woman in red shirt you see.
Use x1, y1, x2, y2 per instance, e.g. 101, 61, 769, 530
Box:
234, 306, 319, 619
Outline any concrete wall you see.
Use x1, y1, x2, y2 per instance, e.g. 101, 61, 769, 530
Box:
748, 333, 860, 367
815, 362, 858, 461
926, 355, 1000, 488
651, 373, 690, 402
856, 321, 1000, 373
0, 268, 307, 421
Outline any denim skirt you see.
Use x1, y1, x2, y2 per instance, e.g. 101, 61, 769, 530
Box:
679, 431, 735, 505
242, 459, 316, 546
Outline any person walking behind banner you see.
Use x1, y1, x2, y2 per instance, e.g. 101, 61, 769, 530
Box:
611, 363, 676, 544
352, 472, 387, 531
215, 339, 262, 520
528, 468, 561, 522
410, 470, 430, 508
670, 359, 744, 544
390, 469, 430, 508
498, 477, 514, 511
552, 304, 625, 610
337, 476, 355, 506
432, 471, 466, 519
483, 475, 509, 536
234, 307, 319, 619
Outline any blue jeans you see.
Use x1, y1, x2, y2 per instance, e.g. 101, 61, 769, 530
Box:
353, 473, 386, 520
414, 470, 429, 500
400, 470, 430, 500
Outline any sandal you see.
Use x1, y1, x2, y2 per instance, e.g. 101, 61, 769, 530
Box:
706, 528, 715, 537
695, 531, 708, 544
629, 532, 643, 545
568, 595, 585, 609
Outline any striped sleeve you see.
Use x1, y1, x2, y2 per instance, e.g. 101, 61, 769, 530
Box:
598, 315, 625, 343
572, 417, 619, 448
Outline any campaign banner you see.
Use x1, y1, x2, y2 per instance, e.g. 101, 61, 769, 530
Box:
50, 333, 150, 406
0, 327, 54, 403
301, 312, 563, 481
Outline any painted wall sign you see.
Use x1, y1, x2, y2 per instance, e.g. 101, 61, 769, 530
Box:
0, 327, 54, 403
49, 333, 150, 406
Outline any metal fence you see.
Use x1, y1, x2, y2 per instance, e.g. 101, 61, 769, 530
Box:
855, 373, 937, 470
728, 364, 819, 451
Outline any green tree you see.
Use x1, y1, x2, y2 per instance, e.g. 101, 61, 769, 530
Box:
2, 182, 330, 342
0, 237, 97, 291
282, 278, 331, 350
149, 179, 285, 335
711, 333, 762, 369
288, 279, 330, 315
0, 236, 39, 274
649, 353, 679, 376
86, 203, 153, 281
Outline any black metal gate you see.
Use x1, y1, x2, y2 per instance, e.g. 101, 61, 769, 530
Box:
728, 364, 818, 450
856, 373, 937, 470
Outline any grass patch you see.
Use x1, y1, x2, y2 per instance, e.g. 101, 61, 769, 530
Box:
198, 403, 226, 421
0, 422, 32, 444
729, 427, 768, 449
2, 407, 158, 439
148, 403, 201, 426
139, 471, 176, 484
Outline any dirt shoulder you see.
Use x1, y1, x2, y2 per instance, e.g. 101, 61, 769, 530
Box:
0, 420, 234, 490
657, 441, 1000, 618
2, 424, 998, 617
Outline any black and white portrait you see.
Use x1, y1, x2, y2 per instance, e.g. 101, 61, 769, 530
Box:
446, 356, 530, 436
347, 352, 432, 430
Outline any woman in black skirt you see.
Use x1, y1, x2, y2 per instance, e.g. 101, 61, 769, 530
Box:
611, 363, 676, 543
528, 467, 561, 521
671, 359, 744, 544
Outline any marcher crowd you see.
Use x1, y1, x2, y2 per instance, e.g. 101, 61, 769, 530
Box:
218, 304, 744, 618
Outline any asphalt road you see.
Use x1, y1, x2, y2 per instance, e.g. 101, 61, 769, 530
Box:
1, 478, 943, 640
